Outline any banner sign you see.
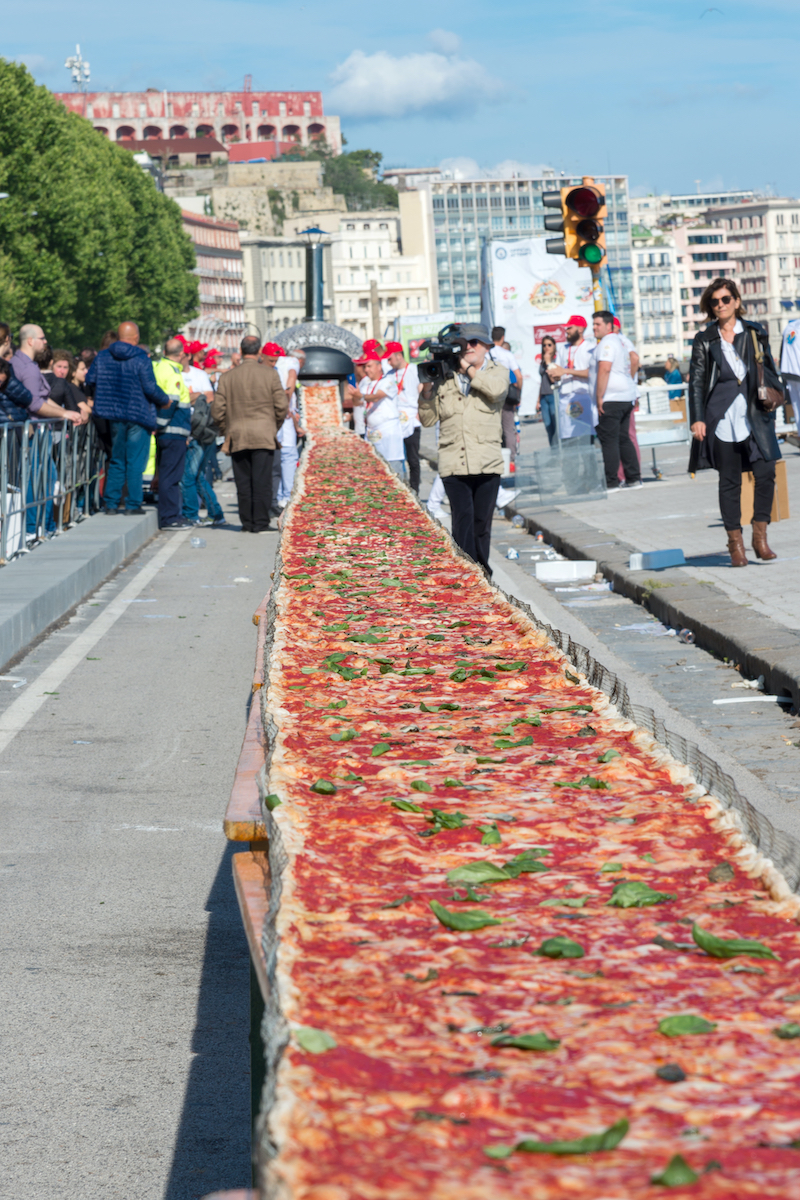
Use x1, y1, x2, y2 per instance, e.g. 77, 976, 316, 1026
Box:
395, 312, 455, 361
489, 239, 594, 414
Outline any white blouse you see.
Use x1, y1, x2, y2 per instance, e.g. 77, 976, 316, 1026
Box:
716, 319, 751, 444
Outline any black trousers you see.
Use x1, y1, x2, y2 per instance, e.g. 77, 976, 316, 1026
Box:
232, 447, 274, 532
714, 436, 775, 530
156, 437, 187, 527
442, 473, 501, 572
596, 402, 640, 488
404, 426, 421, 494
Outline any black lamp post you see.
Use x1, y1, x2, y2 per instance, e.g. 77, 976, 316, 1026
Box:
299, 226, 327, 322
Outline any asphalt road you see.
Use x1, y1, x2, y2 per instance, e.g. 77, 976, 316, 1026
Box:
0, 508, 276, 1200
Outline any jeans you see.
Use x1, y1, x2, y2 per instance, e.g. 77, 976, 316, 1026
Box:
232, 447, 274, 531
181, 441, 223, 522
714, 436, 775, 529
539, 393, 557, 446
442, 473, 501, 572
404, 426, 421, 493
596, 402, 640, 488
26, 432, 57, 535
276, 444, 299, 506
156, 436, 188, 527
105, 421, 152, 511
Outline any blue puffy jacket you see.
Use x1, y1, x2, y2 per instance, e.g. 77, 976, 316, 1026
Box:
0, 363, 33, 422
86, 341, 169, 431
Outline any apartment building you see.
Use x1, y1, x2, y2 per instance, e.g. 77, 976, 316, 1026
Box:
331, 210, 434, 341
631, 232, 681, 364
629, 188, 755, 228
180, 210, 245, 355
240, 232, 333, 340
674, 222, 740, 345
408, 173, 633, 331
707, 199, 800, 342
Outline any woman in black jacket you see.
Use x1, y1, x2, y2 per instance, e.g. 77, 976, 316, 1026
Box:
688, 277, 782, 566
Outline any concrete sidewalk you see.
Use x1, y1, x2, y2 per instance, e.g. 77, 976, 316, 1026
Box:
0, 509, 158, 672
497, 419, 800, 706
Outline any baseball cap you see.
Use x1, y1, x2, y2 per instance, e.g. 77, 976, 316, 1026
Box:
381, 340, 404, 358
362, 339, 384, 355
362, 351, 382, 362
565, 315, 587, 329
262, 342, 284, 357
612, 317, 621, 331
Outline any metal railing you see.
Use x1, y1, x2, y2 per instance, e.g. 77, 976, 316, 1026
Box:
0, 419, 105, 564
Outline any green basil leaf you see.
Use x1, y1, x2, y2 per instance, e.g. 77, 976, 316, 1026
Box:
535, 936, 584, 959
310, 779, 337, 795
330, 729, 357, 742
264, 793, 282, 811
425, 633, 445, 641
449, 668, 468, 682
411, 780, 433, 792
428, 808, 466, 828
495, 661, 527, 672
446, 861, 511, 885
502, 849, 551, 877
478, 823, 502, 846
708, 862, 735, 883
576, 725, 597, 737
597, 748, 621, 763
491, 1032, 560, 1051
515, 1118, 628, 1156
607, 881, 676, 908
540, 896, 592, 908
483, 1145, 514, 1160
294, 1027, 337, 1053
442, 777, 464, 787
600, 863, 624, 873
381, 894, 413, 909
429, 899, 503, 931
321, 621, 350, 632
391, 798, 425, 813
494, 736, 534, 749
658, 1014, 717, 1037
650, 1155, 700, 1187
692, 922, 777, 960
371, 742, 392, 757
774, 1023, 800, 1039
341, 771, 363, 782
476, 756, 508, 764
347, 632, 387, 644
327, 700, 347, 709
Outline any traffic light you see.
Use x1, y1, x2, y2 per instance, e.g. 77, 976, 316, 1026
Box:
544, 179, 607, 268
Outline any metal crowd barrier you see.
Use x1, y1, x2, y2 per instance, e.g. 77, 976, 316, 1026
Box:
0, 418, 105, 563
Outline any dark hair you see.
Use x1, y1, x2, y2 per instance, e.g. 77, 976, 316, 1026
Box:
593, 310, 615, 327
241, 335, 261, 356
52, 349, 75, 370
99, 329, 117, 350
491, 326, 505, 341
34, 345, 53, 369
699, 277, 745, 322
79, 348, 97, 365
0, 322, 10, 346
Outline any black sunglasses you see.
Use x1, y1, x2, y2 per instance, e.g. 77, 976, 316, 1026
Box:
711, 294, 734, 306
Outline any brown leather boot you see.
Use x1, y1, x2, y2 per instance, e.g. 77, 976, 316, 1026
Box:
752, 521, 777, 561
726, 528, 748, 567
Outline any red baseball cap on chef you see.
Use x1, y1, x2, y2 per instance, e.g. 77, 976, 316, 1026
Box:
612, 317, 621, 330
565, 314, 587, 329
381, 340, 404, 358
262, 342, 284, 357
362, 339, 383, 355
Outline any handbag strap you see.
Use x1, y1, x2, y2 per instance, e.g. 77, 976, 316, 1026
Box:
750, 328, 764, 367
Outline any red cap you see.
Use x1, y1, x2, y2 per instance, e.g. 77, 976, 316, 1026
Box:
262, 342, 284, 357
202, 350, 221, 368
612, 317, 621, 330
362, 339, 383, 354
565, 314, 587, 329
381, 340, 404, 358
352, 355, 369, 365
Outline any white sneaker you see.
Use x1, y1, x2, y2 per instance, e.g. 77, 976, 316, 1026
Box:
427, 507, 444, 519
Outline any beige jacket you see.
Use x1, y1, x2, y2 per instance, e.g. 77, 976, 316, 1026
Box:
418, 362, 508, 476
210, 358, 289, 452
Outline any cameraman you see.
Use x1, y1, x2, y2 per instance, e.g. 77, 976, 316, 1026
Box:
419, 324, 508, 575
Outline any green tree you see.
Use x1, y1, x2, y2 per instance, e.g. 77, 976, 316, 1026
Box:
276, 140, 399, 212
0, 60, 198, 346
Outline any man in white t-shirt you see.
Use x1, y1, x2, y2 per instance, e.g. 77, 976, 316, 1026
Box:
357, 353, 405, 476
612, 317, 642, 483
781, 317, 800, 427
491, 326, 522, 463
382, 340, 422, 493
547, 314, 596, 439
262, 342, 303, 508
592, 311, 641, 490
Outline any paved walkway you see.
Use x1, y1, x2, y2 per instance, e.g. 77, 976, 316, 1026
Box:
0, 479, 269, 1200
514, 418, 800, 634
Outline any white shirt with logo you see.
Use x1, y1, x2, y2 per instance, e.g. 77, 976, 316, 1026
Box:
591, 333, 637, 405
359, 375, 404, 462
489, 345, 520, 374
555, 340, 597, 438
183, 365, 213, 396
781, 319, 800, 378
390, 362, 421, 436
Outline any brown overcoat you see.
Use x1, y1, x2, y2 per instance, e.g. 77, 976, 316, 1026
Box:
211, 359, 289, 452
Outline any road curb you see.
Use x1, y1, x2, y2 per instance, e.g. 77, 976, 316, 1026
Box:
499, 501, 800, 708
0, 509, 158, 671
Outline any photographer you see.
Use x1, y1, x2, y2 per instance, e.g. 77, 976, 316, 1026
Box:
419, 324, 508, 575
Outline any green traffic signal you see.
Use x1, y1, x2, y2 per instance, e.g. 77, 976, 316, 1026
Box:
581, 243, 604, 265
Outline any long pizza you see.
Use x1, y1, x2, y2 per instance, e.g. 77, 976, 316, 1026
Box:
256, 385, 800, 1198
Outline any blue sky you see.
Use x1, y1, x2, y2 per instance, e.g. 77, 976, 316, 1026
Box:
8, 0, 797, 196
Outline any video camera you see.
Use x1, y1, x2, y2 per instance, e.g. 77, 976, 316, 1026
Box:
416, 324, 467, 385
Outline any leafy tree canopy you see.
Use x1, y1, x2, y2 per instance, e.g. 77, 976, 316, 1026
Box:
276, 140, 399, 212
0, 60, 198, 346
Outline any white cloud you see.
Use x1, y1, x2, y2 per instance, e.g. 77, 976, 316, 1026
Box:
328, 48, 505, 120
439, 157, 555, 181
428, 29, 462, 55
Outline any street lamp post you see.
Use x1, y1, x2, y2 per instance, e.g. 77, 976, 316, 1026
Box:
299, 226, 327, 322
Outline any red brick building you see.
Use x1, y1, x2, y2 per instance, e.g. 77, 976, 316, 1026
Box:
54, 89, 341, 152
181, 211, 246, 357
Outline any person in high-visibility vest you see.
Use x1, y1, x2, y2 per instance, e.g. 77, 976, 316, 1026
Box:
152, 339, 193, 529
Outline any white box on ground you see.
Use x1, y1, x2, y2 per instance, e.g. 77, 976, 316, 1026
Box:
629, 549, 686, 571
535, 559, 597, 583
